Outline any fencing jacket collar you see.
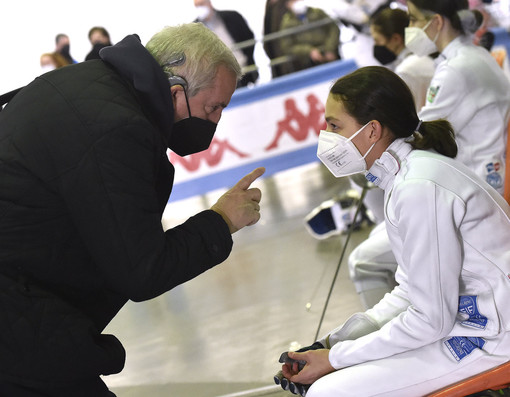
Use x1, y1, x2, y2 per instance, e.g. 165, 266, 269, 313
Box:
365, 138, 413, 190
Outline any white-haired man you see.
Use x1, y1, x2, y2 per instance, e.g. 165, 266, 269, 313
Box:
0, 23, 264, 396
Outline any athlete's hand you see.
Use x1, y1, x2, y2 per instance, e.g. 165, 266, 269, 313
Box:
282, 349, 335, 385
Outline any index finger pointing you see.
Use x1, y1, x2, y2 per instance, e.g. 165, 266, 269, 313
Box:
234, 167, 266, 191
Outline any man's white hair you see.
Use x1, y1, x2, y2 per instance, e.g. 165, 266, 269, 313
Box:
146, 23, 242, 96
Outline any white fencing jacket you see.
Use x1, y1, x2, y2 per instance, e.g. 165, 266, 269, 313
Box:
419, 36, 510, 194
394, 48, 435, 112
321, 139, 510, 369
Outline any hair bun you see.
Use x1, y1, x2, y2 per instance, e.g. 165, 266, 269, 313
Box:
457, 9, 481, 34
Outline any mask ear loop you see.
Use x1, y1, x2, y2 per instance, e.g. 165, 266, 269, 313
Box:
168, 75, 192, 118
423, 15, 440, 43
351, 121, 376, 159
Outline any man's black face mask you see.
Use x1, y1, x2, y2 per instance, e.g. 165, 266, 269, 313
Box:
170, 116, 217, 156
169, 77, 217, 157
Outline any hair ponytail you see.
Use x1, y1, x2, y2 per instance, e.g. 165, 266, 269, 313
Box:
455, 9, 483, 34
411, 119, 458, 158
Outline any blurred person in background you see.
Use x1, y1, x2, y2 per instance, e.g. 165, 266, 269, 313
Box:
54, 33, 77, 64
370, 6, 435, 111
85, 26, 113, 61
278, 0, 340, 74
263, 0, 290, 78
194, 0, 259, 87
40, 52, 70, 73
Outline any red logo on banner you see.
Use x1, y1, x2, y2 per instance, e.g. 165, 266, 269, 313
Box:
170, 93, 326, 172
169, 138, 249, 172
265, 94, 326, 150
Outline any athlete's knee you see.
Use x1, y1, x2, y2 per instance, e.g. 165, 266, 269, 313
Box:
306, 374, 341, 397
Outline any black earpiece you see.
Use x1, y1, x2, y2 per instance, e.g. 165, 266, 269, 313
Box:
168, 75, 188, 90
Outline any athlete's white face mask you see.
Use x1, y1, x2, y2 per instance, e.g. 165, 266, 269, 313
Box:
317, 122, 376, 178
405, 18, 439, 57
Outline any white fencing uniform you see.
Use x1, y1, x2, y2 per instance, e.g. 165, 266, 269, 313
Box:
394, 48, 435, 112
349, 35, 510, 310
309, 139, 510, 397
419, 36, 510, 193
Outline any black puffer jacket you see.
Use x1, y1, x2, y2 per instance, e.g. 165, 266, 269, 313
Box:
0, 35, 232, 386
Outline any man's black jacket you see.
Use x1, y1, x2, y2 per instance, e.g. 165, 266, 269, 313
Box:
0, 35, 232, 386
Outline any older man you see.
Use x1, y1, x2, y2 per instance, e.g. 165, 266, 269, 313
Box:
0, 23, 264, 396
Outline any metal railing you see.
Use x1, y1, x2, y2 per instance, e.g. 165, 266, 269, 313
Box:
231, 16, 343, 76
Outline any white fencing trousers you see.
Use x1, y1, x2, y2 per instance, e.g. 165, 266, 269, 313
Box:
348, 221, 397, 309
306, 331, 510, 397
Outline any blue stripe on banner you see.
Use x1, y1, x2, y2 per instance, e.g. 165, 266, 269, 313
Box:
228, 59, 358, 109
169, 145, 319, 202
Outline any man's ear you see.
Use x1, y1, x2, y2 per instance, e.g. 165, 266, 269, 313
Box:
170, 84, 184, 101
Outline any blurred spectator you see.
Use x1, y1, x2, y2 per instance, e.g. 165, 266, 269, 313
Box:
85, 26, 112, 61
55, 33, 77, 64
40, 52, 70, 73
370, 7, 435, 111
194, 0, 258, 87
278, 0, 340, 74
263, 0, 290, 78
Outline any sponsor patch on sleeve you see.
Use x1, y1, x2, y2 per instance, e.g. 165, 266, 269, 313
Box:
427, 86, 440, 103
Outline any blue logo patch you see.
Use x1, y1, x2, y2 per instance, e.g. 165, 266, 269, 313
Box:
365, 172, 379, 184
486, 172, 503, 190
458, 295, 488, 329
445, 336, 486, 361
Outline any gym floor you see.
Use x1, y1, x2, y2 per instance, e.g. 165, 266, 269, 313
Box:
103, 161, 372, 397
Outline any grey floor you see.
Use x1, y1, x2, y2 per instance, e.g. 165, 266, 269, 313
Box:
102, 162, 372, 397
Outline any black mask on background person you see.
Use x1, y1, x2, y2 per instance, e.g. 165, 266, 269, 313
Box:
373, 45, 397, 65
59, 44, 73, 64
169, 85, 217, 156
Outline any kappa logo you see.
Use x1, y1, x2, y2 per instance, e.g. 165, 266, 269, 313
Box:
265, 94, 327, 150
170, 93, 327, 172
427, 85, 440, 103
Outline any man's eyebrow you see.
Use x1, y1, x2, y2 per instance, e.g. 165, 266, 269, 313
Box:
214, 102, 229, 109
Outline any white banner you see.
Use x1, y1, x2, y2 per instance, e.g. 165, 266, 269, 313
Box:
168, 59, 358, 201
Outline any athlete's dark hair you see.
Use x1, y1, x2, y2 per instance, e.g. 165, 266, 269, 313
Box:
330, 66, 457, 158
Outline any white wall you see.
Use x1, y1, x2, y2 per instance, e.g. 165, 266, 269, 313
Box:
0, 0, 270, 94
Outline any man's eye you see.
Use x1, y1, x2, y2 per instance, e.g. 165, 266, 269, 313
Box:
207, 106, 221, 113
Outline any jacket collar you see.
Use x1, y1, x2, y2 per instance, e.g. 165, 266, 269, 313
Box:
99, 34, 174, 141
436, 35, 470, 65
365, 138, 413, 190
